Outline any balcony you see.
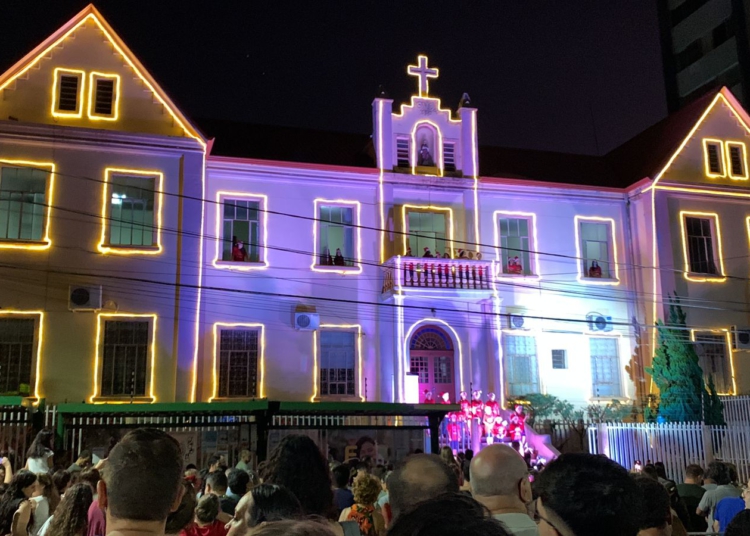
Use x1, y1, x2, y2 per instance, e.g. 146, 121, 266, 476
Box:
382, 255, 494, 294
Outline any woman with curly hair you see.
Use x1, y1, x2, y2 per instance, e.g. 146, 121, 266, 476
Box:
0, 470, 38, 536
25, 430, 55, 475
31, 473, 59, 535
42, 483, 93, 536
338, 474, 385, 536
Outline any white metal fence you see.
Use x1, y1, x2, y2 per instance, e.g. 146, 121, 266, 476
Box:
720, 395, 750, 424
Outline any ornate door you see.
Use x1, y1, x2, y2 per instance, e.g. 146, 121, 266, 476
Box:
409, 326, 456, 402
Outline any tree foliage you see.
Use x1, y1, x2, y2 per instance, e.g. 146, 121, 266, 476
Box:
703, 375, 726, 426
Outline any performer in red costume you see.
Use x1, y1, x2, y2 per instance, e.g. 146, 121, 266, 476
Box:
482, 406, 496, 444
439, 392, 451, 404
458, 391, 471, 421
514, 405, 527, 434
423, 390, 435, 404
492, 417, 508, 443
485, 392, 500, 419
446, 413, 460, 453
470, 390, 484, 421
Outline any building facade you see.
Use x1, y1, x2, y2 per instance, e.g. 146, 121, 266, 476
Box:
0, 6, 748, 411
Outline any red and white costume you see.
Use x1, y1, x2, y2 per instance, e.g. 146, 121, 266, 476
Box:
485, 393, 500, 419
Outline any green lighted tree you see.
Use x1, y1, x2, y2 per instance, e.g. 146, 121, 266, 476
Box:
646, 296, 705, 422
703, 375, 726, 426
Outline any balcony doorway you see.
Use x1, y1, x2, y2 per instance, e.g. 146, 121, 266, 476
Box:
409, 325, 456, 403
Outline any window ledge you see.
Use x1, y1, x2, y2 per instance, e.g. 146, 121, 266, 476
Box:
89, 396, 155, 404
0, 239, 50, 249
580, 276, 619, 284
312, 264, 361, 274
685, 272, 725, 282
99, 244, 161, 254
215, 260, 269, 270
496, 272, 539, 279
313, 395, 362, 403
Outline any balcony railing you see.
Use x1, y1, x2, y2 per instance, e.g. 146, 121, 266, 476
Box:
382, 256, 493, 293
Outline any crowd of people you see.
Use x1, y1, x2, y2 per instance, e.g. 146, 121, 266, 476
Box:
1, 428, 748, 536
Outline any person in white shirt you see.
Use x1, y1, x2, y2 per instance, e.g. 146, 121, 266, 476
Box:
25, 429, 55, 475
470, 444, 538, 536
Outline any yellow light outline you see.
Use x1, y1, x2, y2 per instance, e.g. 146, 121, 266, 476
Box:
574, 215, 620, 285
725, 141, 749, 180
701, 138, 726, 178
407, 54, 438, 97
410, 120, 444, 176
212, 191, 269, 271
210, 322, 265, 402
90, 312, 157, 404
0, 310, 45, 402
678, 211, 726, 283
98, 167, 164, 255
401, 204, 454, 257
311, 324, 364, 402
493, 210, 541, 280
87, 71, 121, 121
689, 328, 737, 395
51, 68, 85, 119
0, 160, 55, 250
311, 198, 362, 274
403, 318, 464, 393
394, 96, 461, 124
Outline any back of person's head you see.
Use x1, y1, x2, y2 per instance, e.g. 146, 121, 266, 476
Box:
387, 493, 511, 536
331, 464, 349, 489
705, 461, 730, 485
653, 462, 668, 480
470, 444, 528, 500
165, 482, 196, 535
388, 454, 459, 520
47, 483, 93, 536
726, 510, 750, 536
79, 468, 100, 491
78, 450, 92, 463
634, 476, 671, 534
372, 464, 386, 481
227, 469, 249, 496
684, 464, 703, 481
195, 493, 220, 524
206, 454, 221, 470
27, 428, 54, 458
206, 471, 228, 494
642, 464, 659, 481
259, 434, 333, 517
535, 453, 640, 536
465, 449, 474, 461
101, 428, 183, 522
250, 519, 337, 536
726, 462, 739, 484
52, 470, 72, 496
440, 446, 456, 466
2, 469, 37, 500
246, 483, 302, 528
352, 474, 380, 505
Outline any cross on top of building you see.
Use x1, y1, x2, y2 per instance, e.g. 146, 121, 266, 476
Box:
407, 55, 439, 97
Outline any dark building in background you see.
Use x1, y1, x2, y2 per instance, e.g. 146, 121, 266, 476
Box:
658, 0, 750, 111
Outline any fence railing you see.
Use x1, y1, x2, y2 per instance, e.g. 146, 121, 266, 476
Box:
720, 395, 750, 423
382, 256, 494, 293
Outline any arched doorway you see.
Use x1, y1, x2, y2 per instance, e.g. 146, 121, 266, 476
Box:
409, 325, 456, 403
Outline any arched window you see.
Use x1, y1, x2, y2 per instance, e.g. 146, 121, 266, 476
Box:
410, 326, 453, 351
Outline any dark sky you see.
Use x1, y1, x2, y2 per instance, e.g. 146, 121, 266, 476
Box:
0, 2, 666, 155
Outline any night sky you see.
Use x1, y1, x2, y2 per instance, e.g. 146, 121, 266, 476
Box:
0, 2, 666, 155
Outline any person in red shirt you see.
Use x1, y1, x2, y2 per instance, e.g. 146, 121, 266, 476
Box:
458, 392, 471, 422
485, 393, 500, 419
181, 494, 228, 536
470, 391, 484, 421
446, 413, 461, 453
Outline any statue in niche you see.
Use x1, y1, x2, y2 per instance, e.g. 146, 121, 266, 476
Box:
418, 141, 434, 166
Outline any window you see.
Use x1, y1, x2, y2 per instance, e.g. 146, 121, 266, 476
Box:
503, 335, 539, 397
319, 331, 356, 397
694, 332, 732, 394
498, 217, 533, 275
552, 349, 567, 370
52, 68, 84, 118
100, 320, 149, 397
404, 208, 450, 258
222, 199, 262, 263
0, 318, 35, 395
88, 73, 120, 120
703, 139, 725, 177
589, 337, 621, 397
396, 137, 410, 168
684, 216, 719, 275
443, 142, 456, 172
217, 328, 260, 398
578, 219, 615, 280
0, 165, 49, 242
726, 142, 747, 179
317, 205, 355, 267
106, 173, 158, 248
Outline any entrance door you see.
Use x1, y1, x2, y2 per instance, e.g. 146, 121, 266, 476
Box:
409, 326, 456, 403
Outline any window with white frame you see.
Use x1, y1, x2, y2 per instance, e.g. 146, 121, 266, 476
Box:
0, 166, 48, 242
684, 216, 718, 275
218, 329, 260, 398
405, 210, 447, 257
100, 320, 149, 397
503, 335, 539, 397
551, 349, 567, 370
319, 331, 356, 397
222, 199, 262, 262
498, 217, 533, 275
589, 337, 621, 397
694, 333, 732, 394
580, 221, 613, 279
318, 205, 355, 266
0, 318, 35, 395
108, 174, 157, 247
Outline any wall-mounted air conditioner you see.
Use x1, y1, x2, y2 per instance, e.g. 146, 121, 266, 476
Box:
68, 285, 103, 311
294, 312, 320, 331
586, 312, 613, 332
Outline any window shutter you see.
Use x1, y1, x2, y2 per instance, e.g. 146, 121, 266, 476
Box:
58, 76, 79, 111
95, 79, 115, 115
707, 143, 722, 175
396, 137, 410, 167
443, 142, 456, 172
729, 145, 744, 177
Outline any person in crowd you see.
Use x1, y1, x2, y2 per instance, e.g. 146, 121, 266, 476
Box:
376, 472, 391, 524
42, 483, 93, 536
259, 435, 344, 536
96, 429, 184, 536
440, 446, 462, 486
85, 460, 107, 536
713, 477, 748, 534
226, 470, 249, 508
235, 451, 252, 472
165, 482, 197, 536
339, 474, 384, 536
331, 465, 354, 514
388, 453, 459, 521
181, 494, 227, 536
32, 473, 59, 536
0, 470, 38, 536
67, 452, 92, 475
703, 466, 718, 491
333, 248, 346, 266
205, 472, 236, 516
423, 247, 433, 258
78, 470, 100, 498
633, 476, 680, 536
387, 493, 511, 536
534, 453, 641, 536
206, 455, 225, 475
26, 430, 55, 474
244, 483, 302, 532
697, 461, 741, 530
51, 471, 72, 498
460, 462, 472, 495
185, 469, 202, 494
470, 444, 537, 536
251, 519, 337, 536
675, 464, 705, 532
1, 457, 15, 494
725, 509, 750, 536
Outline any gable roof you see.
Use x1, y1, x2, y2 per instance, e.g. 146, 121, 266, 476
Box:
0, 4, 205, 146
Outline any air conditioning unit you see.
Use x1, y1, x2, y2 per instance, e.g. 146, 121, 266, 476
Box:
509, 314, 527, 330
733, 326, 750, 350
586, 312, 613, 332
68, 285, 103, 311
294, 312, 320, 331
504, 308, 534, 330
